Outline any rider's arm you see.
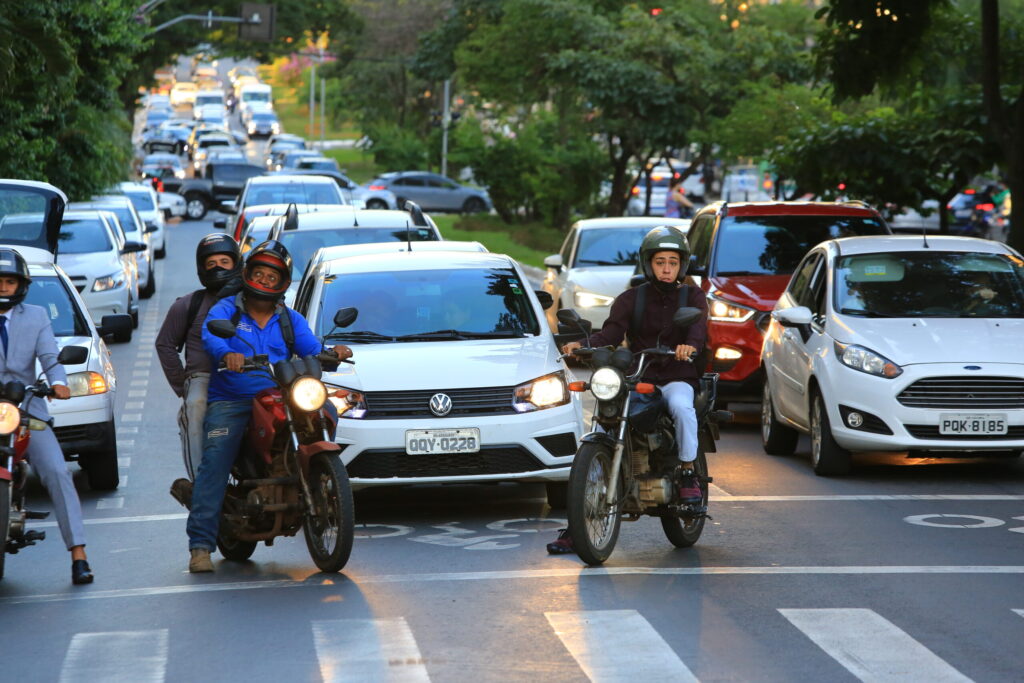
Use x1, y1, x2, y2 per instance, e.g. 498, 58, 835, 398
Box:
682, 285, 709, 352
587, 289, 634, 348
201, 299, 237, 364
154, 295, 190, 397
285, 308, 326, 357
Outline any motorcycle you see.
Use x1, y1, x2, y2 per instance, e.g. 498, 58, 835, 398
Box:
190, 310, 357, 573
1, 345, 88, 580
557, 308, 731, 565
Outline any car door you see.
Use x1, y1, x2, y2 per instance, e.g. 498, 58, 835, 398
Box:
433, 176, 464, 211
770, 251, 822, 421
391, 175, 429, 208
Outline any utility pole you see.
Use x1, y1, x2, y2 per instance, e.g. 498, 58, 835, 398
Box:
309, 60, 316, 138
320, 77, 326, 146
441, 79, 451, 178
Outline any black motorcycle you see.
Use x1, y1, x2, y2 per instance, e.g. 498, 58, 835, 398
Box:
558, 308, 731, 565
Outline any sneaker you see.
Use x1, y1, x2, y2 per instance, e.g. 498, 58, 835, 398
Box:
677, 469, 702, 504
170, 478, 193, 509
189, 548, 214, 573
546, 529, 575, 555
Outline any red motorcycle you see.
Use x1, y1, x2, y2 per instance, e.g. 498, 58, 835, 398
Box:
1, 346, 87, 580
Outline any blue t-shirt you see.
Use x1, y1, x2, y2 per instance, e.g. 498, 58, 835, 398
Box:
202, 297, 323, 402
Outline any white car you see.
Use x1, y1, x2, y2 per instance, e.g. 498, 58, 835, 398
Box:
761, 235, 1024, 475
169, 82, 198, 108
292, 250, 584, 506
158, 190, 186, 219
111, 182, 166, 259
69, 197, 156, 299
56, 210, 142, 332
542, 217, 691, 332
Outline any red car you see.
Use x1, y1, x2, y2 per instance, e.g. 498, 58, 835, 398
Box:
685, 201, 891, 401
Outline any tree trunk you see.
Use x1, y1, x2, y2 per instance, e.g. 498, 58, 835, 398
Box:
606, 137, 635, 217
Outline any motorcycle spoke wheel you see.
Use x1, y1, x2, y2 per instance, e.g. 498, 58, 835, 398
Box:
567, 443, 622, 565
303, 454, 354, 573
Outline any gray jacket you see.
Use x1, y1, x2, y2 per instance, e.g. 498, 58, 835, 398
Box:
155, 289, 219, 397
0, 303, 67, 420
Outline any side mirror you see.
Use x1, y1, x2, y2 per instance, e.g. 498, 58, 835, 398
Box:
556, 308, 582, 327
773, 306, 813, 328
121, 241, 146, 254
673, 307, 705, 329
688, 259, 706, 279
57, 345, 88, 365
628, 273, 646, 288
207, 319, 237, 339
543, 254, 563, 270
534, 290, 554, 310
219, 200, 238, 214
213, 218, 226, 229
333, 307, 358, 329
99, 314, 133, 343
144, 222, 159, 233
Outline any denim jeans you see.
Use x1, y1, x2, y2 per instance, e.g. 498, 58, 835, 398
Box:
186, 399, 251, 552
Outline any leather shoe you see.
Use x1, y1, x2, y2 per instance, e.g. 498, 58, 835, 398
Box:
71, 559, 94, 585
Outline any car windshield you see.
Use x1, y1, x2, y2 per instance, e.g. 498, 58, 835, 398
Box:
574, 227, 654, 266
124, 191, 155, 212
243, 91, 270, 103
25, 275, 90, 337
714, 215, 888, 276
253, 113, 277, 122
317, 268, 539, 340
245, 182, 343, 207
58, 217, 112, 253
299, 159, 338, 171
835, 251, 1024, 318
245, 226, 439, 278
195, 95, 222, 106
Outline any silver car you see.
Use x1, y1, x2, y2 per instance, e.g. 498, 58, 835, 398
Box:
366, 171, 491, 213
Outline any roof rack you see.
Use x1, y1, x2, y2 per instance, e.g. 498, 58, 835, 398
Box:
403, 200, 428, 227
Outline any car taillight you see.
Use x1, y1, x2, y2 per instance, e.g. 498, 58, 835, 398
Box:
631, 186, 640, 195
233, 214, 245, 241
975, 203, 995, 211
964, 188, 976, 194
368, 184, 385, 191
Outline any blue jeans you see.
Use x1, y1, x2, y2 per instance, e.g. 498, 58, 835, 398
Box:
186, 399, 251, 552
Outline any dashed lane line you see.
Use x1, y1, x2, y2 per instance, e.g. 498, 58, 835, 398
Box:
313, 618, 430, 682
59, 629, 168, 683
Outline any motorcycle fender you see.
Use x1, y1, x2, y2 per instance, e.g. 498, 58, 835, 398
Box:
295, 441, 343, 473
0, 466, 10, 482
699, 425, 717, 453
579, 431, 618, 450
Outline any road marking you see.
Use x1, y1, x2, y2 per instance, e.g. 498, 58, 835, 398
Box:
118, 457, 131, 467
312, 618, 430, 682
59, 629, 168, 683
117, 440, 135, 449
128, 390, 147, 397
134, 360, 151, 368
711, 494, 1024, 501
96, 498, 124, 510
546, 610, 698, 682
136, 349, 154, 358
125, 401, 145, 410
131, 370, 149, 377
122, 413, 142, 422
779, 608, 971, 682
486, 518, 566, 533
1014, 609, 1024, 619
1009, 516, 1024, 534
5, 566, 1024, 605
117, 426, 139, 433
130, 380, 148, 387
708, 483, 732, 498
904, 514, 1005, 529
34, 513, 187, 528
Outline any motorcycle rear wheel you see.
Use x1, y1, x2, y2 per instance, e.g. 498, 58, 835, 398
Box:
303, 454, 354, 573
0, 483, 9, 579
567, 442, 622, 566
661, 448, 709, 548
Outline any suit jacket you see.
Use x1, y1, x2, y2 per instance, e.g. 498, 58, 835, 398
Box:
0, 303, 68, 419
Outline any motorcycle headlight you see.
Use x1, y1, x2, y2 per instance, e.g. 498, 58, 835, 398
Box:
590, 367, 624, 401
67, 372, 107, 397
708, 293, 756, 323
834, 342, 902, 378
326, 384, 367, 419
92, 272, 124, 292
0, 402, 20, 435
575, 290, 614, 308
513, 372, 569, 412
291, 376, 328, 412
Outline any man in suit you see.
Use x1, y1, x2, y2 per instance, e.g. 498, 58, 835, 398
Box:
0, 248, 93, 584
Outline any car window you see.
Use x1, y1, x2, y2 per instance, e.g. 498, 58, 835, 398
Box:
559, 228, 576, 265
124, 191, 155, 213
0, 189, 50, 248
58, 217, 114, 254
395, 177, 425, 187
317, 268, 539, 338
687, 215, 714, 270
787, 252, 820, 307
24, 275, 90, 337
713, 215, 888, 276
573, 227, 651, 267
214, 165, 264, 182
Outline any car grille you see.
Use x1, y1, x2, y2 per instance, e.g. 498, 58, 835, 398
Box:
363, 386, 517, 419
347, 445, 547, 478
904, 425, 1024, 441
54, 425, 94, 441
896, 377, 1024, 409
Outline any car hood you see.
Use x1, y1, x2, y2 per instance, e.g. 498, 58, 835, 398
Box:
35, 335, 94, 377
710, 274, 790, 311
57, 251, 119, 275
831, 317, 1024, 366
568, 266, 635, 297
322, 337, 557, 392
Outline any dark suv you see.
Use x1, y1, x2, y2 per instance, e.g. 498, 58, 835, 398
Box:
685, 201, 891, 401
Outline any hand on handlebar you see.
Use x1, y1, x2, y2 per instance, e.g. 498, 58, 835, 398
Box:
51, 384, 70, 401
561, 341, 582, 356
331, 344, 353, 361
223, 352, 246, 373
675, 344, 697, 362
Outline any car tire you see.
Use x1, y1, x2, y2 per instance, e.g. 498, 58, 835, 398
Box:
80, 420, 120, 491
155, 244, 166, 259
184, 193, 208, 220
365, 198, 387, 210
810, 390, 851, 476
130, 297, 139, 329
462, 197, 487, 214
761, 380, 798, 456
545, 482, 567, 509
140, 264, 156, 299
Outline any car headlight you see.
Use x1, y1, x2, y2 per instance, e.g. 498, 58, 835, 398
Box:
175, 169, 186, 179
575, 290, 614, 308
590, 367, 624, 401
708, 293, 756, 323
248, 124, 256, 133
834, 342, 902, 378
92, 272, 124, 292
326, 384, 366, 418
513, 372, 569, 412
0, 402, 19, 435
291, 376, 328, 412
66, 372, 107, 397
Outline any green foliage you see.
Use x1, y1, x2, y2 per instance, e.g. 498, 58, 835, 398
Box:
431, 214, 562, 268
363, 123, 428, 171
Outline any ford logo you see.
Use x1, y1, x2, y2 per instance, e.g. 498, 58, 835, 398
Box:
429, 393, 452, 417
964, 365, 982, 371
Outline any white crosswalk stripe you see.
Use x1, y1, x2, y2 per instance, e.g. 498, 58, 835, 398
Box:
779, 608, 972, 682
1014, 609, 1024, 619
59, 629, 168, 683
312, 618, 430, 682
546, 610, 699, 682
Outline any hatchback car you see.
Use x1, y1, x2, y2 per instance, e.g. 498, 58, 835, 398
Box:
68, 197, 156, 299
367, 171, 492, 213
246, 110, 280, 138
542, 216, 691, 332
225, 174, 353, 237
762, 235, 1024, 475
685, 201, 891, 401
292, 250, 582, 505
110, 182, 166, 259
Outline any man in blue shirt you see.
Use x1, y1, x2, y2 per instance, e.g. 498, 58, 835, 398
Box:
185, 240, 351, 572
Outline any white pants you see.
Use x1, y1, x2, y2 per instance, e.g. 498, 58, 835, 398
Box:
30, 425, 87, 549
178, 373, 209, 481
662, 381, 698, 463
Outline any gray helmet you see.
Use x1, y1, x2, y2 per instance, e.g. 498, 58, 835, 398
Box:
638, 226, 691, 284
0, 248, 32, 308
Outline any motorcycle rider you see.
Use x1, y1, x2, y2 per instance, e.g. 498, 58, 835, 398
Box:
155, 234, 241, 484
0, 248, 93, 584
185, 240, 352, 572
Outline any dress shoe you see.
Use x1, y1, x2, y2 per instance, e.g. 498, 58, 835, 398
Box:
71, 559, 94, 585
189, 548, 214, 573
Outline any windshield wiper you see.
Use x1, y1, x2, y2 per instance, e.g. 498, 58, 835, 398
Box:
838, 308, 899, 318
576, 259, 623, 266
395, 329, 525, 341
324, 330, 396, 342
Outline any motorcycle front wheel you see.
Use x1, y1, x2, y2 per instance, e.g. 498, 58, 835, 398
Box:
0, 482, 9, 579
567, 442, 622, 565
217, 527, 257, 562
303, 454, 354, 573
661, 448, 709, 548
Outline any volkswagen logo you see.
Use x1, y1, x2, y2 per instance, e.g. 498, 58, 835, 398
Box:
429, 393, 453, 417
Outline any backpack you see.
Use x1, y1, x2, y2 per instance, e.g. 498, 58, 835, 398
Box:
628, 281, 692, 346
177, 290, 206, 353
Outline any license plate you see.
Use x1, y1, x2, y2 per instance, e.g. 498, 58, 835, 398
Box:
938, 413, 1007, 435
405, 428, 481, 455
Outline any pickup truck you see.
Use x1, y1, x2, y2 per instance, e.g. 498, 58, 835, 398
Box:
177, 162, 265, 220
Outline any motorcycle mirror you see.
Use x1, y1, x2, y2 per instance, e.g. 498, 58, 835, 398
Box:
556, 308, 581, 326
57, 345, 88, 365
207, 319, 237, 339
333, 307, 358, 329
673, 307, 704, 329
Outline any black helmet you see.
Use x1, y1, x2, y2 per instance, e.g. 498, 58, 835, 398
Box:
196, 233, 241, 292
638, 225, 691, 286
0, 248, 32, 309
242, 240, 292, 302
